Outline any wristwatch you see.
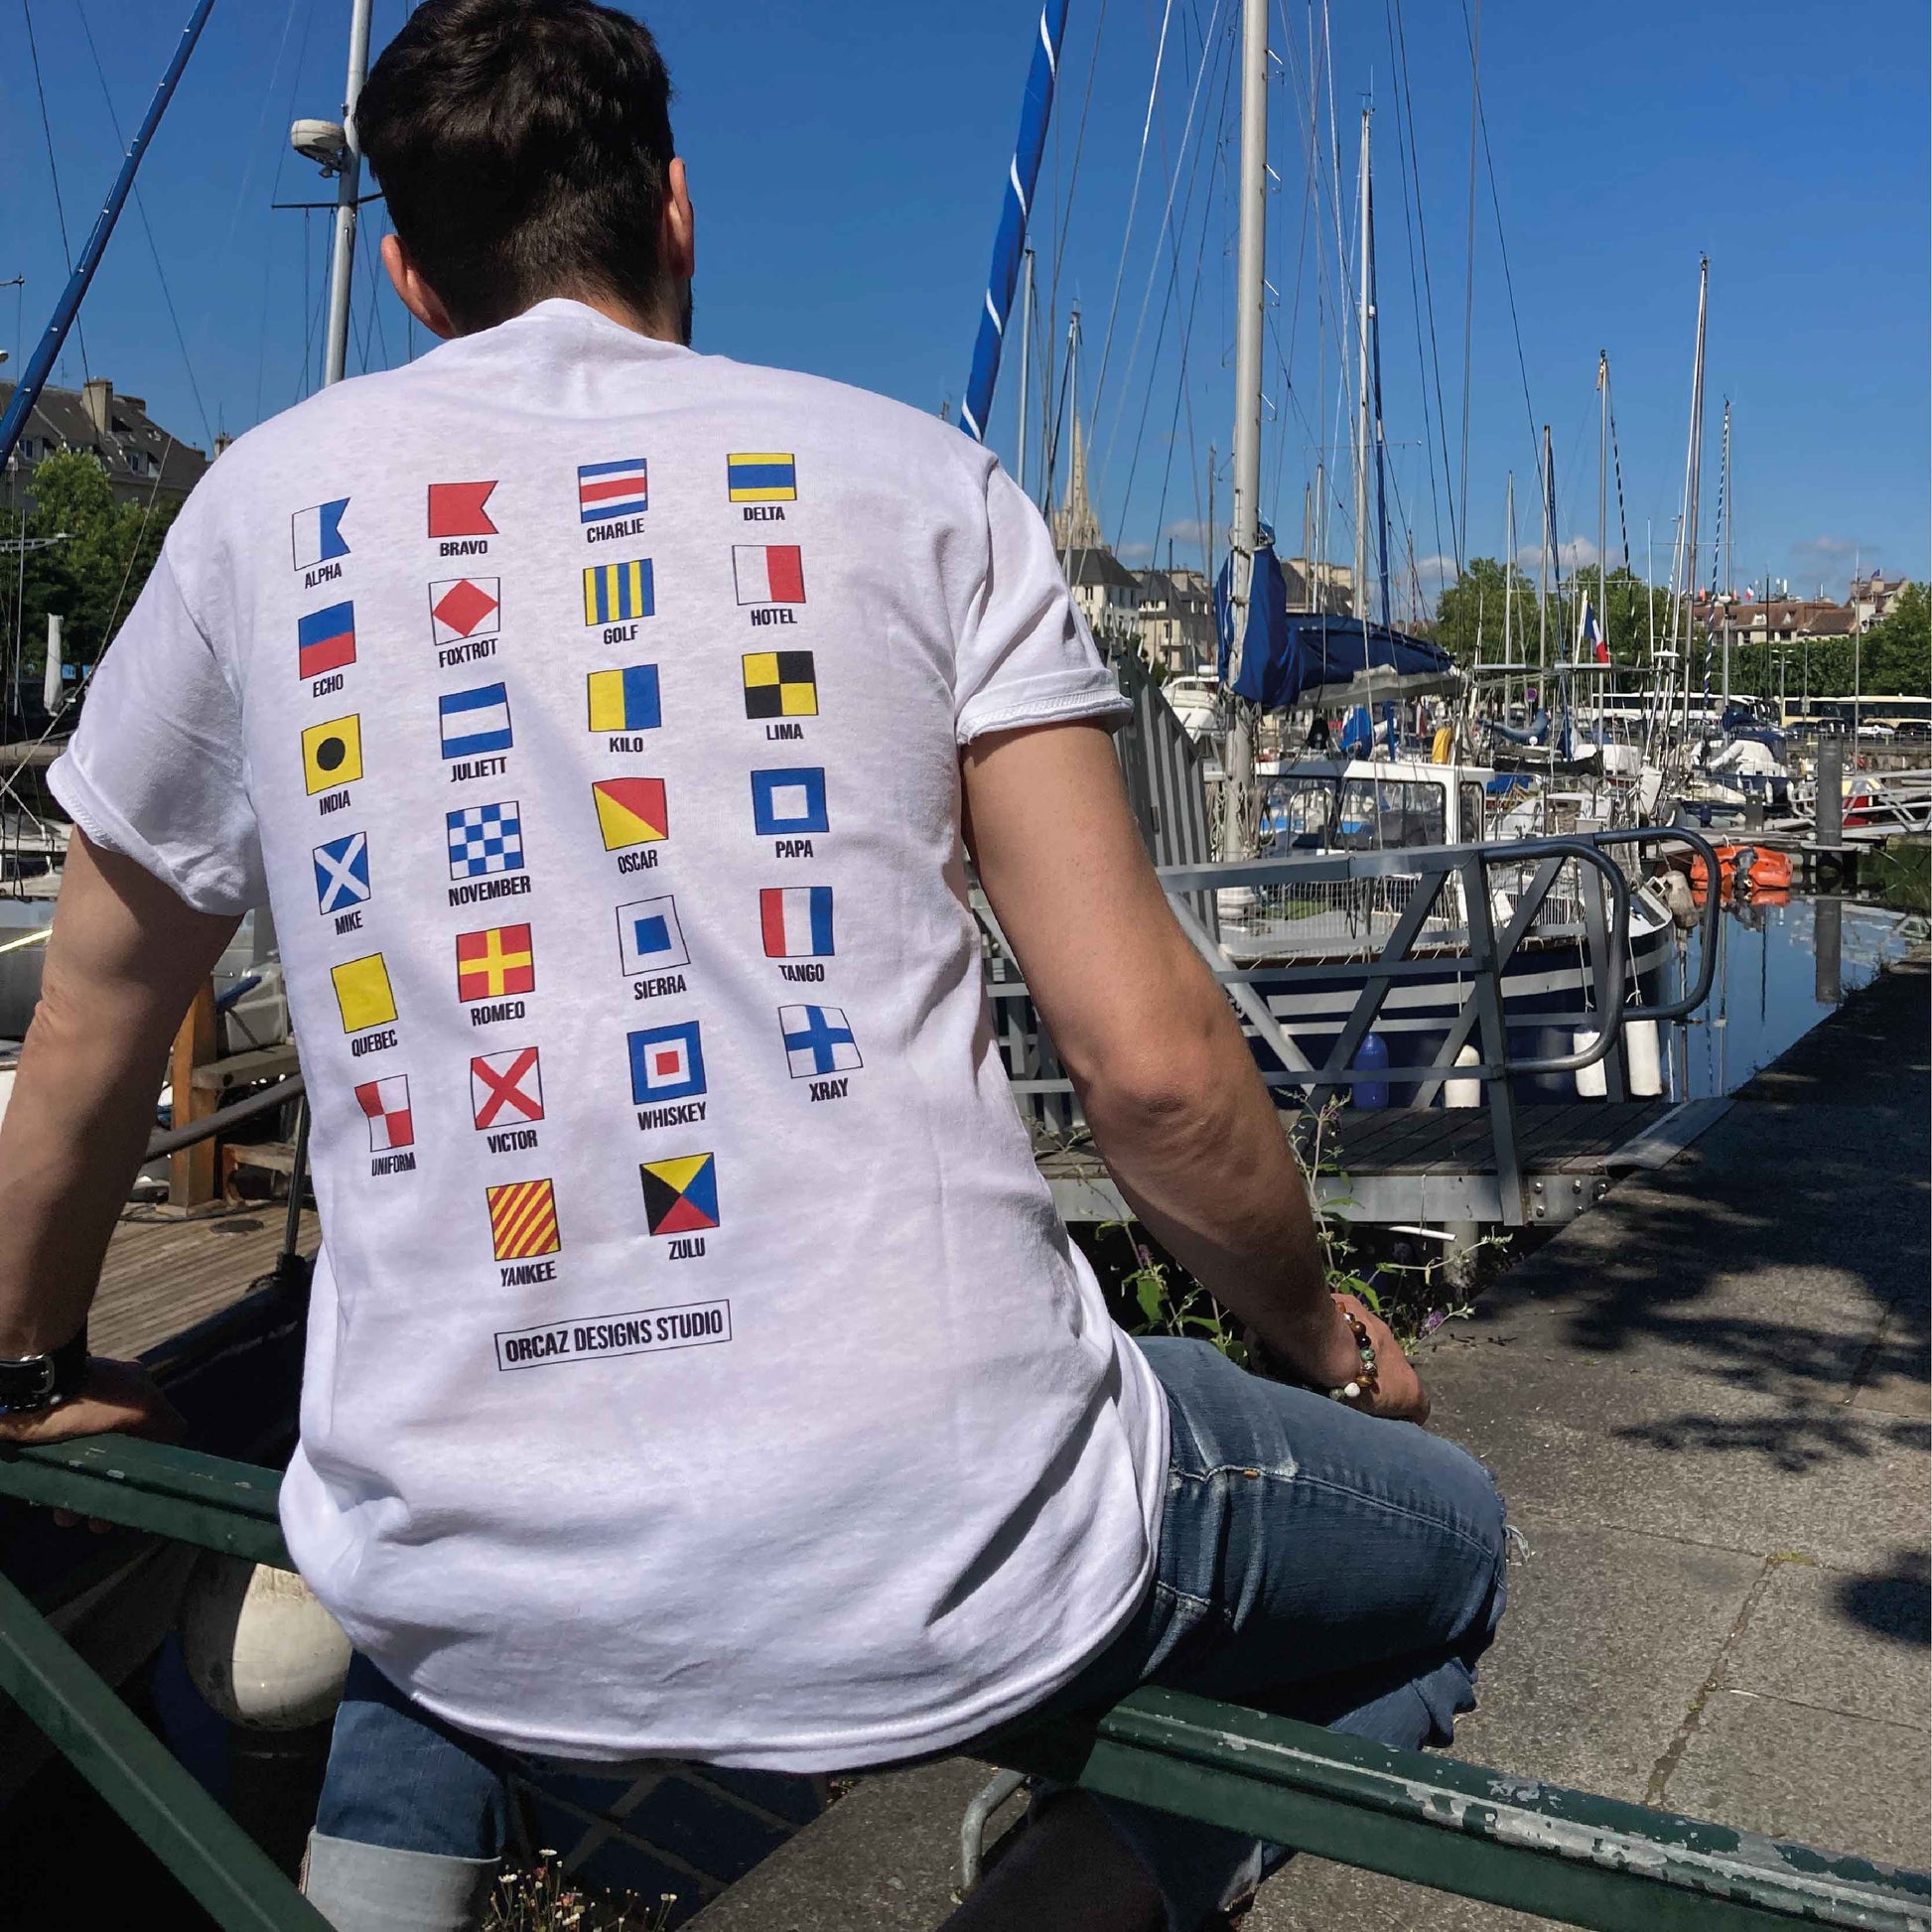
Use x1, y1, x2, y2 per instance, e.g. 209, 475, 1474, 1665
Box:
0, 1326, 88, 1415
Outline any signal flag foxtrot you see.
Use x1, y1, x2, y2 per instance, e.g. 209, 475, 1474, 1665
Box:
292, 499, 349, 569
760, 886, 834, 958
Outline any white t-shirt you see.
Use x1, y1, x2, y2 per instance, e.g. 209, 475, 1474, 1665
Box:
53, 299, 1168, 1770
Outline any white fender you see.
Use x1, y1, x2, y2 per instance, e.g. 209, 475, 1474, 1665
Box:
178, 1555, 351, 1730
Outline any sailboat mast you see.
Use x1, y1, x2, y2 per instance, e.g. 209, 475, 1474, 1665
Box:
1597, 351, 1609, 667
1015, 246, 1034, 497
1219, 0, 1269, 862
1352, 109, 1372, 630
323, 0, 375, 387
1537, 426, 1551, 683
1720, 398, 1732, 711
1503, 471, 1515, 680
1674, 256, 1710, 741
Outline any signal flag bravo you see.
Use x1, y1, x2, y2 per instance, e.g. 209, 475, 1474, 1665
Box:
428, 481, 497, 537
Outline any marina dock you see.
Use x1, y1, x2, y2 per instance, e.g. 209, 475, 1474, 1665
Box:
686, 950, 1930, 1929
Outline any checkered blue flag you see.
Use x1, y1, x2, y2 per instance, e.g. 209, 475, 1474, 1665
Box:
447, 800, 525, 879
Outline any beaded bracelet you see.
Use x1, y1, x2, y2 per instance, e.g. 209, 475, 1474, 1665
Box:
1327, 1307, 1380, 1404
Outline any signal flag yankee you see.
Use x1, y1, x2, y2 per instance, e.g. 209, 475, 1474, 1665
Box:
456, 923, 535, 1002
578, 458, 648, 522
592, 776, 668, 850
291, 498, 349, 569
303, 715, 363, 793
471, 1045, 543, 1128
760, 886, 834, 958
487, 1177, 560, 1261
586, 664, 660, 733
354, 1074, 413, 1153
727, 453, 797, 503
332, 953, 396, 1033
298, 602, 356, 679
428, 481, 497, 537
628, 1020, 707, 1103
733, 544, 805, 606
584, 560, 654, 624
639, 1153, 720, 1236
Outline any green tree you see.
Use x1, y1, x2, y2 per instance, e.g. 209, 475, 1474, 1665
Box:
1862, 582, 1930, 696
8, 449, 180, 678
1431, 557, 1536, 663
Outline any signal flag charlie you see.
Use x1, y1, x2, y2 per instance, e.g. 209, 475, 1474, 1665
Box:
733, 544, 805, 606
578, 458, 648, 522
760, 886, 834, 958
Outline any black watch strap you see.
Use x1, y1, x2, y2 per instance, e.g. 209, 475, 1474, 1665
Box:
0, 1325, 89, 1415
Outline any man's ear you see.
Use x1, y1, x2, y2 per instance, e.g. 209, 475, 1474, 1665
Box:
381, 233, 459, 339
661, 157, 694, 285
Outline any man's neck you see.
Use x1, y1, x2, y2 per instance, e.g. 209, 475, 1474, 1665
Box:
544, 287, 684, 345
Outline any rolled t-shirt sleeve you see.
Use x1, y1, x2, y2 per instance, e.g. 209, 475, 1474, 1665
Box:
49, 542, 265, 916
952, 463, 1130, 745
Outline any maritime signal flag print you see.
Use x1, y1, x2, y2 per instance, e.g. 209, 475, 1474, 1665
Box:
428, 481, 497, 537
618, 896, 688, 976
727, 453, 796, 502
760, 886, 834, 958
593, 777, 668, 850
578, 458, 648, 522
332, 954, 396, 1034
639, 1153, 720, 1236
429, 577, 501, 644
298, 602, 356, 679
586, 664, 661, 733
751, 766, 828, 837
303, 716, 363, 793
628, 1020, 707, 1104
456, 923, 535, 1002
291, 498, 349, 569
584, 560, 654, 624
313, 831, 371, 915
487, 1178, 560, 1262
743, 650, 817, 719
780, 1004, 862, 1079
354, 1075, 413, 1153
471, 1045, 543, 1129
440, 683, 513, 759
447, 801, 524, 878
733, 544, 805, 606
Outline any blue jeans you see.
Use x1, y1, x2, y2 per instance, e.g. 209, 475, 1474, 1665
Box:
304, 1338, 1508, 1931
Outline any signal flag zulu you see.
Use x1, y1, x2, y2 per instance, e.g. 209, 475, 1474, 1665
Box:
578, 458, 648, 522
332, 954, 396, 1034
313, 831, 371, 914
428, 481, 496, 537
780, 1003, 862, 1079
639, 1153, 719, 1236
617, 896, 688, 976
303, 715, 363, 793
429, 577, 500, 644
456, 923, 535, 1002
471, 1045, 543, 1128
628, 1020, 706, 1104
727, 453, 796, 503
291, 498, 349, 569
586, 664, 660, 733
440, 683, 512, 759
354, 1074, 413, 1153
760, 886, 833, 958
487, 1177, 560, 1261
584, 560, 654, 624
743, 650, 816, 719
593, 776, 667, 850
733, 544, 805, 606
298, 602, 356, 679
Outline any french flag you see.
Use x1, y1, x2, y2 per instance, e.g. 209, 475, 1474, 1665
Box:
760, 886, 834, 958
734, 544, 806, 606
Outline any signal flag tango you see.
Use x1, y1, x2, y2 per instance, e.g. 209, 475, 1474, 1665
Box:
760, 886, 834, 958
733, 544, 805, 606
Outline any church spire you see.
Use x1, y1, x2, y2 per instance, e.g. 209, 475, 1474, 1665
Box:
1052, 409, 1104, 552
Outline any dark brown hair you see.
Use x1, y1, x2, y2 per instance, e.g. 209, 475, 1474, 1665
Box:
357, 0, 676, 332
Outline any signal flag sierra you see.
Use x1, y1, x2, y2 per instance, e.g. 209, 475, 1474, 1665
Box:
727, 453, 796, 502
428, 481, 496, 537
291, 498, 349, 569
298, 602, 356, 679
578, 458, 648, 522
354, 1074, 413, 1152
760, 886, 834, 958
586, 664, 660, 733
592, 776, 668, 849
618, 896, 688, 976
733, 544, 805, 606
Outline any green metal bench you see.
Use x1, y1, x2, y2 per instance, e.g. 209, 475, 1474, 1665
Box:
0, 1436, 1925, 1932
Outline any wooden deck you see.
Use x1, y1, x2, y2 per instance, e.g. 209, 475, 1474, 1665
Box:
93, 1205, 319, 1359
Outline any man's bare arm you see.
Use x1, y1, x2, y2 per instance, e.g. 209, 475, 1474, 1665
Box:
964, 721, 1414, 1402
0, 832, 239, 1401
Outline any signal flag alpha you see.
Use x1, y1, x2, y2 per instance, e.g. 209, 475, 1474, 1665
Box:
292, 498, 349, 569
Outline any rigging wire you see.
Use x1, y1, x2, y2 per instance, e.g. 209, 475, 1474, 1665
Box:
20, 0, 91, 383
1456, 0, 1479, 567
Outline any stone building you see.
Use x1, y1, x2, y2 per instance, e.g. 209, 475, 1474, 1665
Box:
0, 377, 209, 514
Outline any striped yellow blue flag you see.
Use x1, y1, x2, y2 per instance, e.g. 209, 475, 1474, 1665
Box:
584, 560, 654, 625
727, 453, 796, 503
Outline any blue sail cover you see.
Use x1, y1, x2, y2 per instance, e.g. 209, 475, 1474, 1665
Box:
1214, 542, 1456, 709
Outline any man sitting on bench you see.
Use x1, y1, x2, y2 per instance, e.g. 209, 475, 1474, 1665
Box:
0, 3, 1507, 1926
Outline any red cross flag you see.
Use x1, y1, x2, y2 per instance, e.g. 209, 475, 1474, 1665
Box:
471, 1045, 544, 1130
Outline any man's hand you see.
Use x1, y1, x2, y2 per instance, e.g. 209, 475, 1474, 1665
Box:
0, 1357, 184, 1449
1332, 1294, 1431, 1426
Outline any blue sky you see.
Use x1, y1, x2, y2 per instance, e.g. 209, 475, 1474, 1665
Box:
4, 0, 1925, 610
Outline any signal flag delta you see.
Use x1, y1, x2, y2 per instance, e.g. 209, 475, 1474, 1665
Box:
628, 1020, 707, 1104
487, 1177, 560, 1261
584, 560, 654, 624
303, 715, 363, 793
456, 923, 535, 1002
332, 954, 396, 1034
578, 458, 648, 522
428, 481, 496, 537
471, 1045, 543, 1129
354, 1074, 413, 1153
760, 886, 834, 958
298, 602, 356, 679
586, 664, 660, 733
733, 544, 805, 606
727, 453, 797, 503
639, 1153, 720, 1235
291, 499, 349, 569
593, 776, 668, 850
